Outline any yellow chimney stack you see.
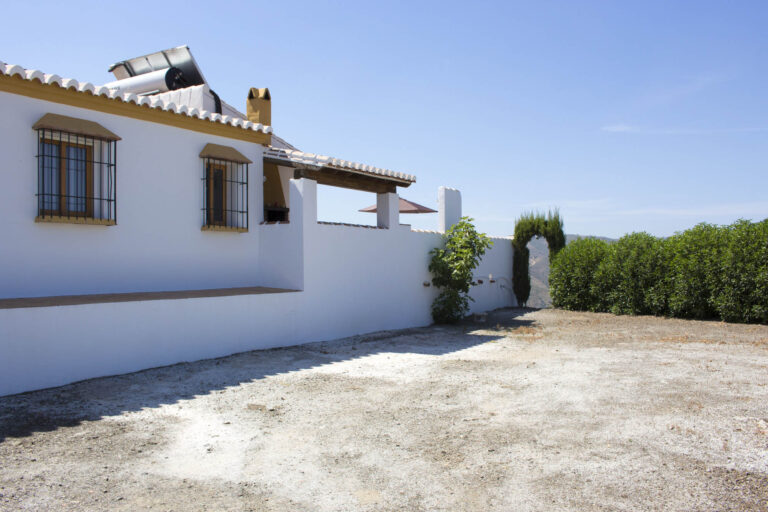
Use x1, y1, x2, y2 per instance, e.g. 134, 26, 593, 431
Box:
246, 87, 271, 127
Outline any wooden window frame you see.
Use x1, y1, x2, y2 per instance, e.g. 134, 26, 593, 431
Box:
205, 162, 228, 227
40, 138, 94, 218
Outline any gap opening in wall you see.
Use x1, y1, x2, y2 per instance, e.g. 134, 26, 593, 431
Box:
263, 162, 290, 222
316, 185, 378, 227
526, 237, 553, 308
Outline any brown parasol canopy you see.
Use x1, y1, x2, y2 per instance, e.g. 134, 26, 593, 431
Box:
359, 197, 437, 214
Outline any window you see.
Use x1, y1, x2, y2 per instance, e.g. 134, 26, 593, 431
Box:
199, 143, 251, 232
39, 139, 93, 217
205, 162, 227, 226
33, 114, 119, 225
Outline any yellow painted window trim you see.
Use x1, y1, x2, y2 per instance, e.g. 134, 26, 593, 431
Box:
35, 215, 116, 226
201, 225, 248, 233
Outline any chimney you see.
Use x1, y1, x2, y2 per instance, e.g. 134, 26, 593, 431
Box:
246, 87, 271, 126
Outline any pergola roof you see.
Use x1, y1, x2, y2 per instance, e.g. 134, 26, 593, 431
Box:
263, 146, 415, 194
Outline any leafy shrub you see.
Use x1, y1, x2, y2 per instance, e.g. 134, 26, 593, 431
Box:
429, 288, 469, 325
667, 223, 725, 319
597, 232, 670, 316
512, 244, 531, 308
550, 237, 609, 311
549, 219, 768, 324
429, 217, 493, 323
713, 219, 768, 323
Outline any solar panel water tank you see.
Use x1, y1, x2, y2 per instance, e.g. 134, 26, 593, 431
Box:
104, 46, 210, 96
102, 67, 186, 95
108, 46, 207, 84
103, 46, 235, 114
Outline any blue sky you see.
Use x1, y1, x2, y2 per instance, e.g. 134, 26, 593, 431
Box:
2, 1, 766, 237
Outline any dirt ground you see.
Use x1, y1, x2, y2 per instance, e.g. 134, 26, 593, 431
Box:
1, 308, 767, 511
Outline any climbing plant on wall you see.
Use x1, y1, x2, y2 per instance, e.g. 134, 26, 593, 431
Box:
512, 210, 565, 307
429, 217, 493, 323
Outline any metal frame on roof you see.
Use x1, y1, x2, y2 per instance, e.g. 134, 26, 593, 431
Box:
108, 46, 208, 87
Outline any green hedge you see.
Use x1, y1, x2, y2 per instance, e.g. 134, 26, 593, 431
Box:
548, 237, 609, 311
512, 210, 565, 306
549, 219, 768, 324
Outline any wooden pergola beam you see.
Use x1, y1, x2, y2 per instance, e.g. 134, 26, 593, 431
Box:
293, 168, 396, 194
263, 156, 410, 194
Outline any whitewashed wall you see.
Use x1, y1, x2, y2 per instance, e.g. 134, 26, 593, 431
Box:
0, 178, 515, 396
256, 179, 515, 333
0, 92, 515, 396
0, 93, 267, 299
470, 237, 516, 313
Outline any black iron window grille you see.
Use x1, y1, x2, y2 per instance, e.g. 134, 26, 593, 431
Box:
202, 157, 248, 231
36, 129, 117, 224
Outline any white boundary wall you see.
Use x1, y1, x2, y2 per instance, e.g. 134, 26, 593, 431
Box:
0, 179, 514, 396
0, 92, 515, 396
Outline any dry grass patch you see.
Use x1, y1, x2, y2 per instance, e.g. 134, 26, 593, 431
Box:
658, 334, 720, 344
486, 323, 543, 340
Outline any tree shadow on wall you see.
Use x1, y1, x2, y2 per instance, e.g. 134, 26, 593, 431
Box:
0, 308, 537, 441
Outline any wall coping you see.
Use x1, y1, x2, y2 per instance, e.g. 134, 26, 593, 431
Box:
0, 286, 299, 310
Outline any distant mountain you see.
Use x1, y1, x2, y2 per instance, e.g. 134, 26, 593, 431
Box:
526, 234, 615, 308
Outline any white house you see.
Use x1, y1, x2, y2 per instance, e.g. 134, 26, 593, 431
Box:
0, 46, 515, 396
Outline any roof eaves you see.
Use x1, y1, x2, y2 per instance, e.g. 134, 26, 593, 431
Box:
0, 60, 273, 135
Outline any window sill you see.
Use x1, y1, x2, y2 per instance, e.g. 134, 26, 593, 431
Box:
201, 225, 248, 233
35, 215, 116, 226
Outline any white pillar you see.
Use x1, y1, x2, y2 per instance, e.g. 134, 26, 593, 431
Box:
291, 177, 317, 226
376, 192, 399, 229
286, 178, 317, 291
438, 186, 462, 232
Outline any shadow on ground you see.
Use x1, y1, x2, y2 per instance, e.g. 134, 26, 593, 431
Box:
0, 308, 537, 441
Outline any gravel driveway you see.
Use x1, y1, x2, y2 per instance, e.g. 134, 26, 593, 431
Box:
1, 308, 767, 511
